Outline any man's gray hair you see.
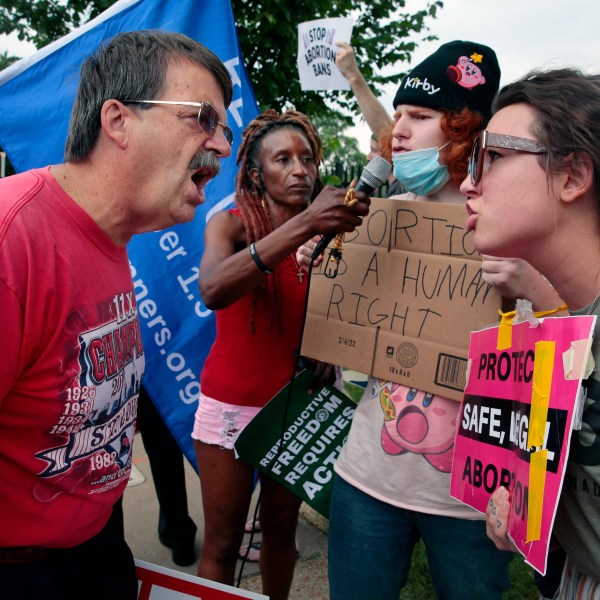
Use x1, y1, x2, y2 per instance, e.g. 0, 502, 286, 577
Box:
64, 30, 233, 161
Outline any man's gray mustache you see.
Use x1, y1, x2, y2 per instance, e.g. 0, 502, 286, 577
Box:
189, 152, 221, 175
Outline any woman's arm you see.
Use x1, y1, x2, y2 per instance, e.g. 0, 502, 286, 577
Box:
199, 186, 370, 309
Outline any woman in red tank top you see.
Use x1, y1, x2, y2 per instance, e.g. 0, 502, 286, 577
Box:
194, 110, 370, 600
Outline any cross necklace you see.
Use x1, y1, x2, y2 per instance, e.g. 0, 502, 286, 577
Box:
290, 253, 304, 283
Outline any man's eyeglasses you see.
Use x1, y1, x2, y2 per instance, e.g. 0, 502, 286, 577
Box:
469, 130, 547, 185
125, 100, 233, 146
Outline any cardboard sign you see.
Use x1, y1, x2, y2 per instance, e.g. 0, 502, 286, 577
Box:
301, 197, 502, 401
235, 370, 355, 517
135, 559, 268, 599
297, 18, 353, 91
450, 315, 596, 575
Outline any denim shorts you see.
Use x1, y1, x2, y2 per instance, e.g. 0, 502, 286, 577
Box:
192, 393, 261, 450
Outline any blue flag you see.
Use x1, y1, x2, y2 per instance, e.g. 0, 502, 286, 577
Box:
0, 0, 259, 468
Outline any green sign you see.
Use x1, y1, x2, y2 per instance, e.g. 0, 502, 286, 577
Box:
235, 370, 356, 517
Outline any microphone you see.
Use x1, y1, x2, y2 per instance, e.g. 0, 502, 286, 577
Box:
311, 155, 392, 260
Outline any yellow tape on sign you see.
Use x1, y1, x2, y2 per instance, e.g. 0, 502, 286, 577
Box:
527, 449, 548, 542
529, 341, 555, 447
495, 304, 567, 352
497, 309, 516, 351
526, 340, 555, 542
492, 304, 566, 543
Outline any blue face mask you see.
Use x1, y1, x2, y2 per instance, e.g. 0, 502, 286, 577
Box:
392, 144, 450, 196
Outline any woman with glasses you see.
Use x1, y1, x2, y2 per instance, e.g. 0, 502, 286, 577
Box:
299, 41, 562, 600
462, 68, 600, 599
193, 110, 369, 600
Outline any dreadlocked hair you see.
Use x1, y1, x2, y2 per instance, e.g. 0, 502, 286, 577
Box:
235, 109, 324, 334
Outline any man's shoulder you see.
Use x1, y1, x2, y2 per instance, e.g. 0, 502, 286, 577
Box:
0, 167, 53, 243
0, 168, 48, 210
0, 167, 46, 188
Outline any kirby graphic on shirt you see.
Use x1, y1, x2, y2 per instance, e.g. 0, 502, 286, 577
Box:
378, 382, 457, 472
447, 53, 486, 89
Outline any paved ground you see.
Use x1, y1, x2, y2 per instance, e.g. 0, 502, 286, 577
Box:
123, 432, 330, 599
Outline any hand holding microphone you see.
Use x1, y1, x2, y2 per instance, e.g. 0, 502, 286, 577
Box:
311, 156, 391, 277
323, 187, 360, 278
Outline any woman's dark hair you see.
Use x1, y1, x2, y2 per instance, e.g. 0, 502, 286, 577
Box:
494, 68, 600, 198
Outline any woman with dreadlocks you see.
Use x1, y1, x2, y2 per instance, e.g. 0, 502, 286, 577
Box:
193, 110, 370, 599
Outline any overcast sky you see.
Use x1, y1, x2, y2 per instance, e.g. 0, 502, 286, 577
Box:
1, 0, 598, 152
347, 0, 600, 151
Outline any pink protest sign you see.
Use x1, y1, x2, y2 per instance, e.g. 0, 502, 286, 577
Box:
450, 315, 595, 575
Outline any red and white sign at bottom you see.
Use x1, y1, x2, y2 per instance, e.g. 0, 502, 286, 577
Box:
136, 559, 269, 600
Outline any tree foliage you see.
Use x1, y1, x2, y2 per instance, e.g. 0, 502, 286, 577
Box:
0, 50, 18, 71
0, 0, 114, 48
0, 0, 442, 122
232, 0, 442, 120
313, 113, 365, 185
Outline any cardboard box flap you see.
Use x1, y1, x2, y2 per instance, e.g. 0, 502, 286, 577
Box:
373, 330, 472, 400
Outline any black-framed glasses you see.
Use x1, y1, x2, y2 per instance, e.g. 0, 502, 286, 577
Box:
125, 100, 233, 146
469, 130, 547, 185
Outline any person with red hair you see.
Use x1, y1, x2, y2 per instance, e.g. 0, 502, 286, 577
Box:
299, 40, 562, 599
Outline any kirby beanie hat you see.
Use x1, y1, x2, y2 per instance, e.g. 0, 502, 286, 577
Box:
393, 40, 501, 121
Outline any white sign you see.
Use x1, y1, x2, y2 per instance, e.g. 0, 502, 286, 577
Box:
135, 559, 268, 599
297, 18, 354, 91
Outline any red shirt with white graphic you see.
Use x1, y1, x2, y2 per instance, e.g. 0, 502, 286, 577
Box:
0, 167, 145, 547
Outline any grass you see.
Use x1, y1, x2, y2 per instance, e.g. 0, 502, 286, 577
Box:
505, 555, 541, 599
341, 380, 541, 599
